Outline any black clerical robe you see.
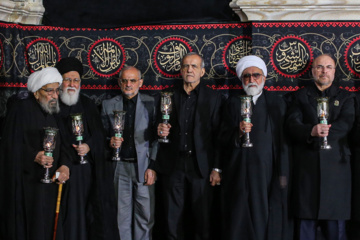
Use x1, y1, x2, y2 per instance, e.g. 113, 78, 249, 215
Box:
55, 94, 119, 240
0, 95, 69, 240
219, 90, 291, 240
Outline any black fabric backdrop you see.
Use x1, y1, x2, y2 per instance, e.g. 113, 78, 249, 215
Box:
42, 0, 238, 28
1, 21, 360, 119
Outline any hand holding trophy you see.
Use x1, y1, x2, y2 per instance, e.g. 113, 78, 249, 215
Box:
317, 97, 332, 150
41, 127, 58, 183
158, 92, 173, 143
112, 110, 126, 161
71, 113, 88, 164
240, 95, 253, 148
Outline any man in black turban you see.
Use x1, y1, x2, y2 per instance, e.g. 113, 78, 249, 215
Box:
55, 57, 120, 240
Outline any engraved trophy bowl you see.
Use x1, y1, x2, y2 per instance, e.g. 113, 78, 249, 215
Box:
112, 110, 126, 161
71, 113, 88, 164
41, 127, 58, 183
158, 92, 173, 143
240, 95, 253, 148
317, 97, 332, 150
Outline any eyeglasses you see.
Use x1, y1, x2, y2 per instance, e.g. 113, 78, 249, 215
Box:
120, 79, 139, 84
40, 88, 60, 96
242, 73, 263, 81
313, 65, 335, 71
63, 78, 81, 84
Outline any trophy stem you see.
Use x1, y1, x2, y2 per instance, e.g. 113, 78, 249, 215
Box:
112, 131, 123, 161
242, 132, 253, 148
158, 118, 170, 143
41, 165, 52, 184
112, 147, 121, 161
321, 136, 332, 150
77, 140, 88, 164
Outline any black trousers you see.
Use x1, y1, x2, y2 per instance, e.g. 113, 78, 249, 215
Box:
161, 156, 212, 240
296, 219, 347, 240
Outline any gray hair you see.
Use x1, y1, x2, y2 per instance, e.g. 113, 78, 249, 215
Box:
181, 52, 205, 69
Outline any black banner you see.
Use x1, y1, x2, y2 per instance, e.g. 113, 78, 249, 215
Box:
1, 21, 360, 116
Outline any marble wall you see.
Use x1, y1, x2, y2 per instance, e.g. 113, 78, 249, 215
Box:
0, 0, 44, 25
1, 0, 360, 25
230, 0, 360, 21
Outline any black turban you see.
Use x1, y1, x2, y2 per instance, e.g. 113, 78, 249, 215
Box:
55, 57, 83, 76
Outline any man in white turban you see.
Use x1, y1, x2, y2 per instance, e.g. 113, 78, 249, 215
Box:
0, 67, 70, 240
219, 55, 292, 240
27, 66, 63, 114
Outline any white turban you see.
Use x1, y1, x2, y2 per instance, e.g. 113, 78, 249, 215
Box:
27, 67, 63, 93
235, 55, 267, 79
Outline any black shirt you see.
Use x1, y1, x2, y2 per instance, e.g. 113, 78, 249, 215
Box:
179, 85, 199, 152
120, 94, 137, 159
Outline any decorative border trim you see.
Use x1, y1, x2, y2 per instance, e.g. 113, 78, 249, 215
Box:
0, 22, 249, 32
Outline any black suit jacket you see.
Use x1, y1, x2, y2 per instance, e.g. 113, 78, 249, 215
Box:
155, 81, 224, 178
286, 83, 355, 220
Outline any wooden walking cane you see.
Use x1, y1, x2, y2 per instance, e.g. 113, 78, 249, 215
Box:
53, 183, 63, 240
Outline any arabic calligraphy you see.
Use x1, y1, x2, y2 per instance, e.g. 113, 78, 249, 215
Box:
349, 43, 360, 73
275, 40, 309, 73
90, 41, 123, 74
227, 40, 252, 68
157, 41, 188, 73
27, 41, 58, 71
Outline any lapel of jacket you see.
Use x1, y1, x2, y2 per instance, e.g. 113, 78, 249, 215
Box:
327, 84, 338, 123
111, 95, 123, 126
134, 93, 145, 138
115, 95, 124, 111
194, 83, 206, 132
174, 87, 182, 127
307, 85, 320, 122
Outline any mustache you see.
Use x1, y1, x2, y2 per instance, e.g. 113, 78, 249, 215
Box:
48, 99, 57, 104
66, 87, 77, 91
247, 83, 258, 87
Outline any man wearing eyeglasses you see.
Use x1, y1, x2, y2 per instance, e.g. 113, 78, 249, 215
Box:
0, 67, 71, 240
101, 65, 158, 240
218, 55, 291, 240
286, 54, 355, 240
55, 57, 119, 240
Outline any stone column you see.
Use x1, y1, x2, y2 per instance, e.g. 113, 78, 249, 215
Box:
0, 0, 44, 25
230, 0, 360, 21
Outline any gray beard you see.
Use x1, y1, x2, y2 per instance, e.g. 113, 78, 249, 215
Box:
243, 81, 265, 96
60, 87, 80, 106
39, 98, 60, 114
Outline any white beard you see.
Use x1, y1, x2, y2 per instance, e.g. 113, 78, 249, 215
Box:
243, 81, 265, 96
60, 87, 80, 106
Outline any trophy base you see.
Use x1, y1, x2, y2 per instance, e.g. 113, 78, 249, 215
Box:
41, 178, 52, 184
158, 138, 170, 143
321, 145, 332, 150
112, 157, 121, 161
79, 160, 88, 164
242, 143, 253, 148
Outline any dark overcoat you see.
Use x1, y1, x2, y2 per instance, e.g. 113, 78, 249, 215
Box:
286, 83, 355, 220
